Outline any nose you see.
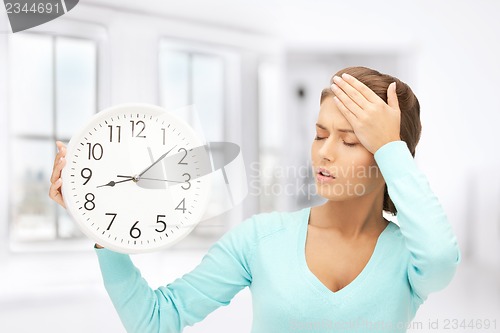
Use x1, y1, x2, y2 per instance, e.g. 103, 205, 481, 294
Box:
318, 137, 336, 162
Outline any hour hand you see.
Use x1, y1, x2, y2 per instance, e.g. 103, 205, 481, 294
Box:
96, 178, 134, 188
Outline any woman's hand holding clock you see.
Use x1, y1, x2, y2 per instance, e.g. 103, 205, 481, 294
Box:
49, 141, 67, 208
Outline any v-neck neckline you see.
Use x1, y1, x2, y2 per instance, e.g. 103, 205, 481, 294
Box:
297, 207, 393, 304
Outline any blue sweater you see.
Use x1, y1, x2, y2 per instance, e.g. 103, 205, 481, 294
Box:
95, 141, 461, 332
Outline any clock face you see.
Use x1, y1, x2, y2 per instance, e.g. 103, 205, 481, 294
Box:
61, 104, 212, 253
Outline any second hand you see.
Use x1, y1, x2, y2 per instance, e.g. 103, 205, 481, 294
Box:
116, 175, 183, 183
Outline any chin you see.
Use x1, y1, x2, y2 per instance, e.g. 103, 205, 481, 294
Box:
315, 179, 368, 198
319, 193, 359, 202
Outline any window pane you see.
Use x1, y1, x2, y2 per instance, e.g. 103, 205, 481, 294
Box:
258, 62, 282, 212
10, 139, 56, 242
8, 33, 53, 136
192, 54, 225, 141
55, 37, 97, 139
258, 62, 282, 149
159, 50, 189, 111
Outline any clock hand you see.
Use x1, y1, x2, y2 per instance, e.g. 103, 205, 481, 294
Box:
116, 175, 183, 184
136, 144, 178, 180
96, 178, 135, 188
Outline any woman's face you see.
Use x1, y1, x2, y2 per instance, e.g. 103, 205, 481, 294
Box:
311, 97, 385, 201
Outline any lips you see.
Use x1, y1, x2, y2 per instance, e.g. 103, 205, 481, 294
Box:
317, 167, 335, 178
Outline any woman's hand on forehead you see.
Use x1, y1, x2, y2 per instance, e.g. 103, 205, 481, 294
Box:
330, 73, 401, 154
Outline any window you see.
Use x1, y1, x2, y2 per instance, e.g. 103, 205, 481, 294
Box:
8, 33, 97, 247
159, 44, 225, 142
257, 61, 284, 212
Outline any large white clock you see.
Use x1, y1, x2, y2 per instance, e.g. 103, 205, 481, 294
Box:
61, 104, 212, 254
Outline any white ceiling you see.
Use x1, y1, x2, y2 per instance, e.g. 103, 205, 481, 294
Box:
81, 0, 500, 51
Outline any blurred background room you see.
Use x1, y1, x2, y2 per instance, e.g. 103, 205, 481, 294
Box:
0, 0, 499, 332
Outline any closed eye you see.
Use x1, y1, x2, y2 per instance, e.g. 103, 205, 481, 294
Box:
343, 142, 357, 147
314, 136, 357, 147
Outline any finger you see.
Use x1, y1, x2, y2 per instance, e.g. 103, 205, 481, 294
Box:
56, 141, 66, 157
50, 157, 66, 183
387, 82, 400, 110
50, 157, 64, 183
56, 140, 64, 151
53, 150, 61, 168
53, 143, 66, 170
51, 144, 66, 180
333, 75, 370, 110
49, 178, 66, 208
332, 95, 358, 126
340, 73, 381, 104
331, 82, 363, 117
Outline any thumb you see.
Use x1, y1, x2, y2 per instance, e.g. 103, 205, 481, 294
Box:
387, 82, 399, 110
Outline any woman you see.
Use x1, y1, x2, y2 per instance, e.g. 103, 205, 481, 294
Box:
49, 66, 461, 332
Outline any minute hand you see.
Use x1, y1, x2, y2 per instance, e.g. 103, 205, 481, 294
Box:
136, 144, 178, 180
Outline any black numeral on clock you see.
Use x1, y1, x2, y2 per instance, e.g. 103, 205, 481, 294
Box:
81, 168, 92, 185
102, 215, 169, 238
105, 213, 117, 230
130, 120, 146, 138
84, 193, 95, 210
87, 143, 103, 160
155, 215, 167, 232
130, 221, 142, 239
108, 125, 121, 142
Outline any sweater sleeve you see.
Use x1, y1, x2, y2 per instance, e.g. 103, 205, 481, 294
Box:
94, 215, 257, 333
374, 141, 461, 304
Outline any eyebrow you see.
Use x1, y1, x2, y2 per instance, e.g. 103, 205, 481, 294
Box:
316, 123, 355, 134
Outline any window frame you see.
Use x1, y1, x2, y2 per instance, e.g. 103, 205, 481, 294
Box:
5, 21, 108, 253
157, 37, 244, 249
